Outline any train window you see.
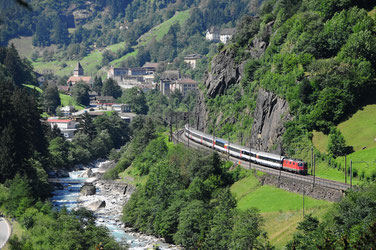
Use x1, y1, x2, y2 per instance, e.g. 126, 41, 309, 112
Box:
216, 140, 225, 147
203, 137, 212, 143
229, 146, 240, 153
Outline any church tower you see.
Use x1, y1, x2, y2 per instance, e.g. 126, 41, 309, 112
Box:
74, 62, 84, 76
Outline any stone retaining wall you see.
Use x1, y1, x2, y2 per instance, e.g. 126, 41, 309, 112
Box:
94, 180, 136, 196
259, 174, 344, 202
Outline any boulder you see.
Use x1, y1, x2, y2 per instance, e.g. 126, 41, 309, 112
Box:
80, 183, 96, 196
78, 168, 93, 178
87, 200, 106, 211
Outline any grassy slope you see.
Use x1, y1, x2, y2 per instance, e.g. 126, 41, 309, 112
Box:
312, 104, 376, 183
138, 10, 191, 46
29, 10, 191, 77
8, 36, 35, 58
231, 174, 332, 248
23, 84, 84, 110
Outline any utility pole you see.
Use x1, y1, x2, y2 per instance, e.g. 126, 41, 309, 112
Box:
344, 155, 347, 184
228, 132, 230, 159
313, 152, 316, 186
311, 146, 313, 175
302, 190, 305, 217
169, 112, 172, 142
350, 160, 353, 188
175, 112, 179, 143
249, 137, 252, 170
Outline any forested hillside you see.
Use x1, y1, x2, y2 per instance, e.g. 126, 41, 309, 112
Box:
2, 0, 260, 75
198, 0, 376, 164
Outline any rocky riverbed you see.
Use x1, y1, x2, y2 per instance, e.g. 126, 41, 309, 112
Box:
52, 160, 181, 249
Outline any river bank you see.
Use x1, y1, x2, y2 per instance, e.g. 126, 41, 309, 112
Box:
50, 161, 181, 249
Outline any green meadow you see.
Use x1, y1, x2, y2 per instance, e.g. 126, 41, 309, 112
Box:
230, 173, 332, 248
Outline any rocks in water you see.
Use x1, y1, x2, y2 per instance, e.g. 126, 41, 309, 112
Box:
87, 200, 106, 211
78, 168, 93, 178
80, 183, 96, 196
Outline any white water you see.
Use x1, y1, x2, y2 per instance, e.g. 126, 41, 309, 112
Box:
51, 161, 178, 249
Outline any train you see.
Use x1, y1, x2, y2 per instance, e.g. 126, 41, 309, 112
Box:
184, 124, 308, 175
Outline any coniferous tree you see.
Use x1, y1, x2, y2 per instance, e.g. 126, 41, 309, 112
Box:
92, 76, 103, 94
42, 84, 61, 114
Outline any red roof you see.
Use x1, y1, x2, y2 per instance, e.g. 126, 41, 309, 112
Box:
67, 76, 92, 84
47, 119, 73, 123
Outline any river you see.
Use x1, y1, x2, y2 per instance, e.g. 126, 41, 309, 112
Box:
50, 161, 179, 249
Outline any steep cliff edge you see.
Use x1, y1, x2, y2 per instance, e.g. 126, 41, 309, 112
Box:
250, 88, 292, 154
195, 21, 291, 153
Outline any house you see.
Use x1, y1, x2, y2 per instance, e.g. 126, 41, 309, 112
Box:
143, 62, 159, 72
220, 28, 236, 44
58, 85, 71, 94
159, 70, 181, 96
95, 96, 115, 110
47, 118, 77, 138
171, 78, 198, 96
60, 106, 75, 116
184, 54, 202, 69
67, 62, 92, 86
112, 104, 131, 113
205, 27, 220, 42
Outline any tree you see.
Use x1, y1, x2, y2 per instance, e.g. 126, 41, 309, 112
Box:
122, 87, 148, 114
78, 112, 96, 140
92, 76, 103, 94
42, 83, 61, 114
230, 208, 269, 249
72, 82, 90, 106
173, 200, 209, 248
101, 78, 122, 98
327, 127, 348, 157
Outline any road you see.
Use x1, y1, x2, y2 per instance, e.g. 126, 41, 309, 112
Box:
0, 217, 11, 249
173, 129, 350, 192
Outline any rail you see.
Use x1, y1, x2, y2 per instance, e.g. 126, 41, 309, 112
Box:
172, 130, 351, 192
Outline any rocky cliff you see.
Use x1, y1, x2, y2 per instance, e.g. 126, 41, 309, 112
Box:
250, 88, 292, 154
195, 21, 291, 154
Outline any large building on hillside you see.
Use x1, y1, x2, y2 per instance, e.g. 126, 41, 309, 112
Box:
206, 27, 236, 44
159, 70, 198, 96
184, 54, 202, 69
171, 78, 198, 96
107, 66, 156, 88
47, 118, 77, 138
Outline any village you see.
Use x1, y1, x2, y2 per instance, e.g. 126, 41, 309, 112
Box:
43, 27, 235, 139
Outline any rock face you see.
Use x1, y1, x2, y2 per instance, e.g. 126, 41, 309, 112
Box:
195, 20, 290, 152
195, 47, 246, 132
80, 183, 96, 196
250, 88, 292, 154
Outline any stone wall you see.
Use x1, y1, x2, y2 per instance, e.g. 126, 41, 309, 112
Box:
259, 174, 344, 202
94, 180, 136, 196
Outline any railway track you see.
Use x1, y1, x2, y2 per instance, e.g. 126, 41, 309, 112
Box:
173, 130, 351, 192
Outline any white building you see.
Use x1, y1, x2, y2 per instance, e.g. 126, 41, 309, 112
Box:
206, 27, 220, 42
220, 28, 236, 44
171, 78, 198, 96
184, 54, 202, 69
47, 118, 77, 138
112, 104, 131, 113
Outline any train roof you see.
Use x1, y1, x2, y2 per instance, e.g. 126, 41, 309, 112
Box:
186, 125, 284, 159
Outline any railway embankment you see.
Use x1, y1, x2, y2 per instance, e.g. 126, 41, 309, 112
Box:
258, 174, 344, 202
